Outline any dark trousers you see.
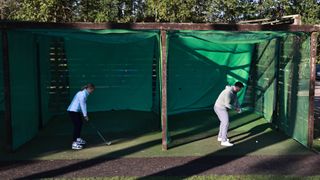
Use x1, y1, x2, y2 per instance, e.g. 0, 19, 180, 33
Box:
68, 111, 83, 142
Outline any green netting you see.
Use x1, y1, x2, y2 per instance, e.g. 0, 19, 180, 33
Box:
1, 28, 312, 150
166, 31, 311, 148
250, 32, 311, 146
21, 29, 161, 114
166, 31, 275, 146
251, 38, 279, 121
0, 31, 4, 150
37, 35, 53, 125
5, 29, 162, 150
64, 30, 161, 135
62, 30, 160, 112
0, 31, 3, 111
167, 31, 263, 114
7, 31, 39, 150
276, 33, 311, 146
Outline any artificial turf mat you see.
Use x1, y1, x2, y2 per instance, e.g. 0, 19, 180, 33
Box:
0, 110, 313, 160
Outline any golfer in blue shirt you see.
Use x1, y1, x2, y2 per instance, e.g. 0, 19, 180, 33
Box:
67, 83, 95, 150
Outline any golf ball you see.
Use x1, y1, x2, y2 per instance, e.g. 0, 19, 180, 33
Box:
255, 140, 258, 143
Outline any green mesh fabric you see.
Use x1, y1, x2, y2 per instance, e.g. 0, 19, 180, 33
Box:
37, 35, 52, 126
251, 38, 279, 121
25, 30, 160, 113
0, 29, 312, 150
166, 31, 311, 147
0, 31, 4, 149
4, 29, 162, 150
276, 33, 311, 146
0, 31, 3, 111
248, 32, 311, 146
7, 31, 39, 150
62, 31, 160, 112
167, 31, 266, 114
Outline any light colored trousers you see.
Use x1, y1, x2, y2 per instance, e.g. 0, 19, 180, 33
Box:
214, 105, 229, 142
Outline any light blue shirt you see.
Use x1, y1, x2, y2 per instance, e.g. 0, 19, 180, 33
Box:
67, 90, 89, 116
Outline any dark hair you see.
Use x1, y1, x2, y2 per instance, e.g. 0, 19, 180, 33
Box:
234, 82, 244, 88
81, 83, 95, 90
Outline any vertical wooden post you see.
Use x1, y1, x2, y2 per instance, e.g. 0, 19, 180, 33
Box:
2, 30, 12, 152
308, 32, 318, 148
161, 30, 168, 150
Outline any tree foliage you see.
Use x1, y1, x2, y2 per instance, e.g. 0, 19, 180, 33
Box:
0, 0, 319, 24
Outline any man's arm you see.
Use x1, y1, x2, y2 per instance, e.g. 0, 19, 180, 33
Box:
234, 96, 242, 113
234, 96, 240, 109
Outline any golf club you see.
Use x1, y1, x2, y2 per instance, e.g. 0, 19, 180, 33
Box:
87, 121, 112, 146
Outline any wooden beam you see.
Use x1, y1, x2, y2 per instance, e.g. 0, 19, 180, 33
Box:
160, 30, 168, 151
2, 30, 12, 152
308, 32, 318, 148
0, 22, 319, 32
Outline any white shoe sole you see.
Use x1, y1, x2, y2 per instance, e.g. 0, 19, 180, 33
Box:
72, 147, 83, 150
221, 143, 233, 147
72, 144, 83, 150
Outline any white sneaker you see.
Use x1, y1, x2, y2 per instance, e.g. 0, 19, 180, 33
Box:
221, 141, 234, 147
217, 137, 229, 142
76, 138, 86, 145
72, 142, 83, 150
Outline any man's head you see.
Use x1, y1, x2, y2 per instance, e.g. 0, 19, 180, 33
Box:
233, 82, 244, 93
82, 83, 95, 94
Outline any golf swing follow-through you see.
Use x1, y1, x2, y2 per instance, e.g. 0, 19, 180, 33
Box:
67, 83, 111, 150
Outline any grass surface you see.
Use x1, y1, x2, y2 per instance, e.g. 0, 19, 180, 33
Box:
47, 175, 320, 180
0, 110, 314, 160
313, 138, 320, 152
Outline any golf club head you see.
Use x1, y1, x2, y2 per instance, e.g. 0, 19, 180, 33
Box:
105, 141, 112, 146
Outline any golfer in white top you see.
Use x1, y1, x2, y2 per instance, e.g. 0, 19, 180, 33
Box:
67, 83, 95, 150
214, 82, 244, 147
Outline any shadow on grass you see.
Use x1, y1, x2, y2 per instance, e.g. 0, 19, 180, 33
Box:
1, 109, 312, 179
247, 154, 320, 176
14, 116, 293, 179
15, 137, 161, 179
137, 131, 290, 179
229, 123, 270, 144
168, 110, 262, 148
15, 124, 298, 179
0, 110, 161, 161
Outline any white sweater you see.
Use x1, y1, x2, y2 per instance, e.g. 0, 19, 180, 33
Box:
214, 85, 240, 110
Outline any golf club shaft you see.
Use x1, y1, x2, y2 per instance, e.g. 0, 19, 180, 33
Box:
96, 128, 107, 142
88, 121, 109, 143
